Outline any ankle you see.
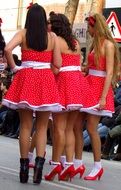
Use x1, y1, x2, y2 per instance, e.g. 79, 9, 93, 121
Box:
64, 162, 73, 169
60, 156, 66, 167
51, 161, 60, 165
74, 159, 83, 168
94, 161, 102, 169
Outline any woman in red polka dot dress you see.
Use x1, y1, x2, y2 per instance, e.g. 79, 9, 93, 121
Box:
44, 12, 98, 182
2, 4, 62, 184
74, 13, 120, 181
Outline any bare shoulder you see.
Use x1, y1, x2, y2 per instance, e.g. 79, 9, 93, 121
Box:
12, 29, 26, 40
48, 31, 57, 38
15, 29, 25, 35
104, 39, 114, 50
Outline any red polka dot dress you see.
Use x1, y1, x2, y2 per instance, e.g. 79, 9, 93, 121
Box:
81, 52, 114, 117
2, 50, 63, 112
55, 53, 98, 111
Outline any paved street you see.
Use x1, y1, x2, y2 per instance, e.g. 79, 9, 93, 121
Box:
0, 135, 121, 190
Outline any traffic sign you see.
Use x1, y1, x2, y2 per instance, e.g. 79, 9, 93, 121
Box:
106, 11, 121, 42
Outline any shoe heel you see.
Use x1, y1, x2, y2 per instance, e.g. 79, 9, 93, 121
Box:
19, 158, 29, 183
98, 169, 103, 180
45, 164, 62, 181
59, 164, 75, 181
33, 156, 45, 184
73, 165, 85, 178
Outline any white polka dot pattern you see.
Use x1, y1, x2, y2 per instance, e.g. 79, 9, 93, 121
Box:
2, 50, 63, 112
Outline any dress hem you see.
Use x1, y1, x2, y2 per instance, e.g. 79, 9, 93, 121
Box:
2, 99, 64, 112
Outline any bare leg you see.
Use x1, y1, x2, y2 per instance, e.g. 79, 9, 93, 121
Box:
35, 111, 50, 157
84, 114, 103, 180
74, 112, 86, 160
65, 111, 78, 162
33, 111, 50, 184
19, 109, 33, 158
44, 113, 68, 181
86, 114, 101, 161
58, 111, 79, 181
29, 131, 36, 153
60, 148, 66, 167
52, 112, 68, 162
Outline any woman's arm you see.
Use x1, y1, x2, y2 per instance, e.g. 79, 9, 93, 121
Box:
52, 33, 62, 69
4, 30, 23, 70
99, 41, 114, 109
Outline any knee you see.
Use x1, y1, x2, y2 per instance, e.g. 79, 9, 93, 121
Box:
87, 128, 98, 137
54, 126, 65, 136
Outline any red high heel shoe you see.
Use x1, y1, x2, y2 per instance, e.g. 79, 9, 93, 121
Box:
59, 164, 75, 181
74, 164, 85, 178
84, 168, 104, 180
49, 160, 64, 170
44, 164, 62, 181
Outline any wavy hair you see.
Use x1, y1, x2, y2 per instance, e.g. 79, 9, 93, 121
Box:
88, 13, 120, 85
49, 12, 77, 51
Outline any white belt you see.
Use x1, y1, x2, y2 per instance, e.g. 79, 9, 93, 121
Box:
21, 61, 51, 69
59, 66, 81, 72
89, 69, 106, 77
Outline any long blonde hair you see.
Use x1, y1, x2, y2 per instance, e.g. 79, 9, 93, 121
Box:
89, 13, 120, 86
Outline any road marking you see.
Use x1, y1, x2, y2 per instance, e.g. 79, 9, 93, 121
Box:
0, 166, 94, 190
59, 181, 94, 190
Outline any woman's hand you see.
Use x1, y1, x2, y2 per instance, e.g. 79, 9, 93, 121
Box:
12, 65, 24, 73
98, 97, 106, 110
51, 64, 59, 75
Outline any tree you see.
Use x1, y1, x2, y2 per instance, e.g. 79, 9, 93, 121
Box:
89, 0, 105, 14
64, 0, 80, 26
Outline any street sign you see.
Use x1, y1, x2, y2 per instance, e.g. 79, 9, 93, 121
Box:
73, 23, 87, 44
106, 11, 121, 42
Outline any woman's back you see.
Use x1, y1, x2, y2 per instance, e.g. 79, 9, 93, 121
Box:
57, 36, 81, 67
21, 29, 56, 52
57, 36, 80, 55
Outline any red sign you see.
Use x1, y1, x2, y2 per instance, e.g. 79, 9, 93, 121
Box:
106, 11, 121, 42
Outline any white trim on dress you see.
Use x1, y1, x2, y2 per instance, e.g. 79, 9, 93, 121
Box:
2, 99, 64, 112
81, 108, 113, 117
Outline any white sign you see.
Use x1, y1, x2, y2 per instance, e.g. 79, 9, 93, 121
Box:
106, 12, 121, 42
73, 23, 87, 43
105, 0, 121, 8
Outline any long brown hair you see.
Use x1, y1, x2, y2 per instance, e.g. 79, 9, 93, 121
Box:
88, 13, 120, 85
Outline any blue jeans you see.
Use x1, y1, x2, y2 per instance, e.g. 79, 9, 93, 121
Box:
83, 123, 109, 146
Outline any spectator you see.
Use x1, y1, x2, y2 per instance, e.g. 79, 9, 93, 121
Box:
101, 109, 121, 160
0, 19, 7, 70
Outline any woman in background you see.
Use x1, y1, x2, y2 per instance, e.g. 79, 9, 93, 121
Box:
74, 13, 120, 181
0, 19, 7, 71
45, 12, 97, 181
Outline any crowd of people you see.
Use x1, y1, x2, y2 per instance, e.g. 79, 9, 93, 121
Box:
0, 2, 121, 186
